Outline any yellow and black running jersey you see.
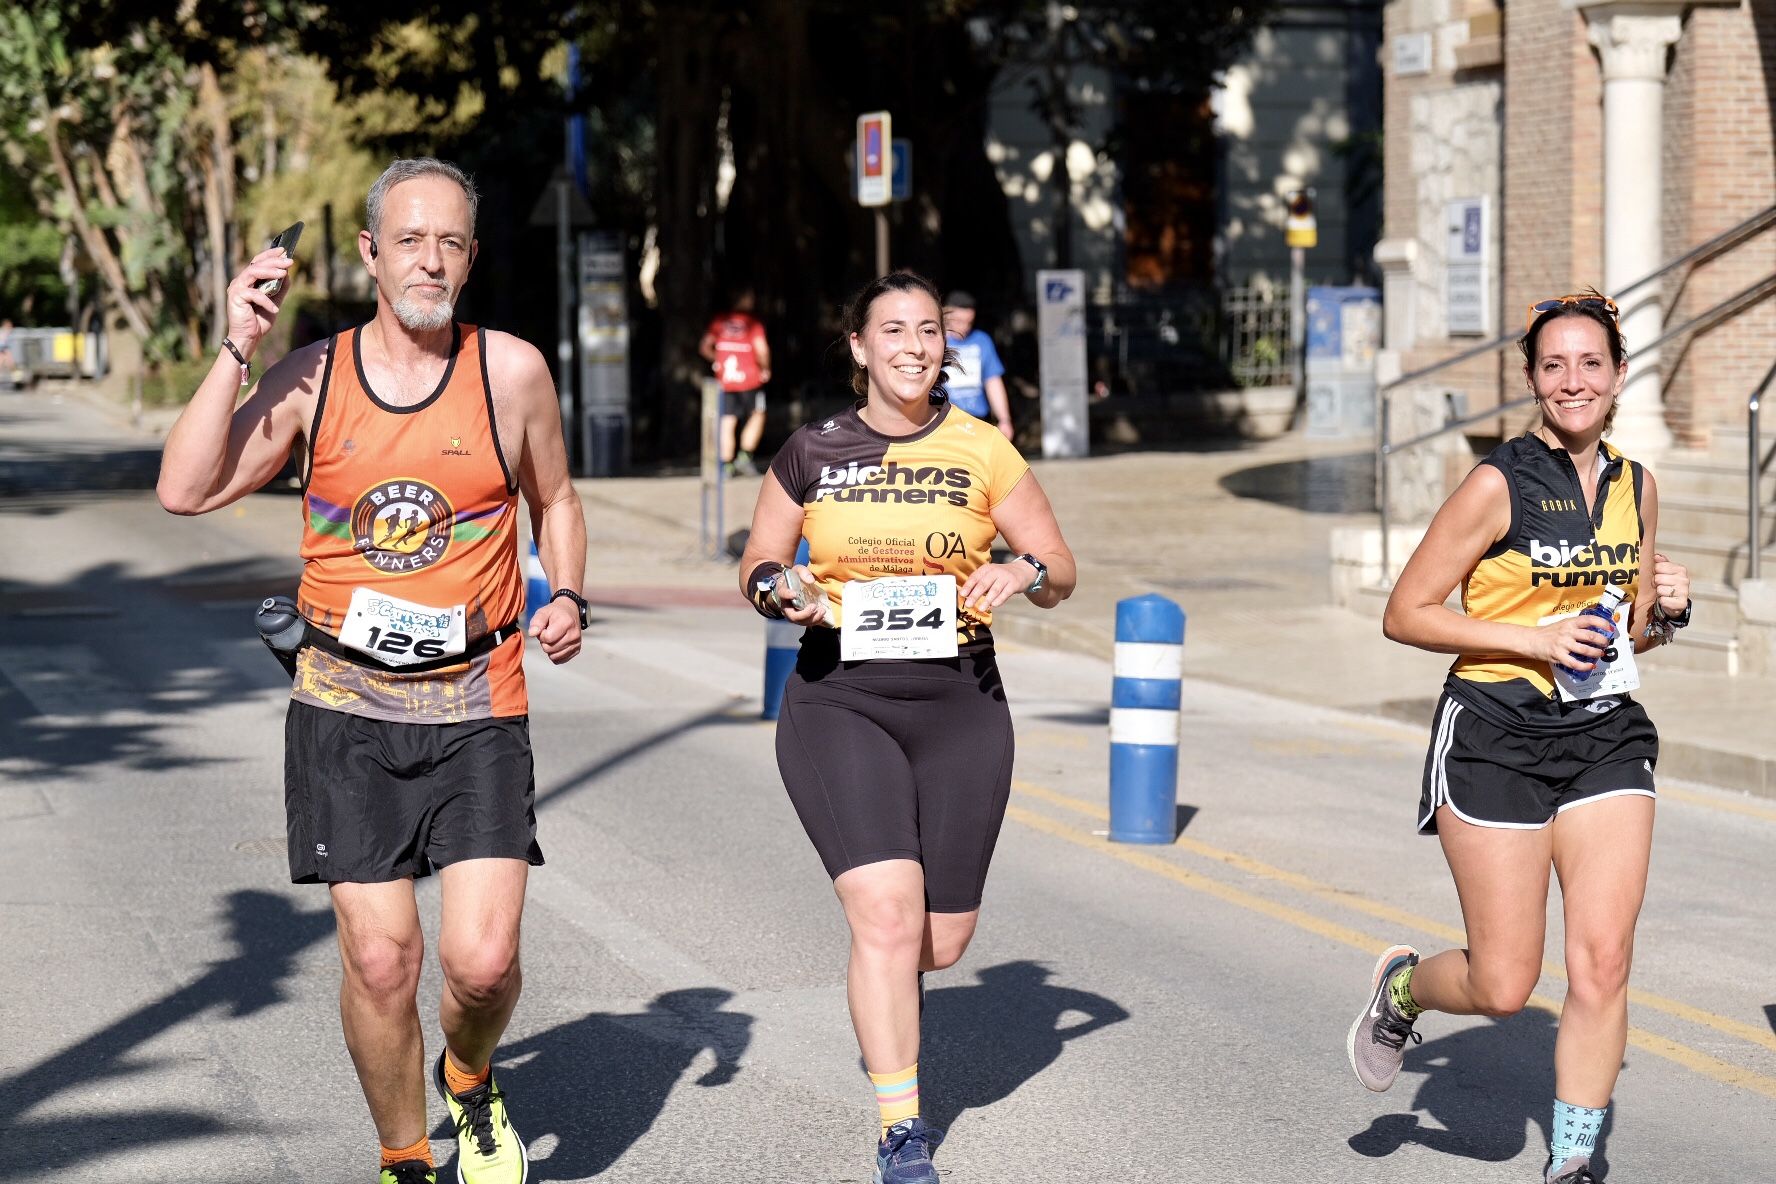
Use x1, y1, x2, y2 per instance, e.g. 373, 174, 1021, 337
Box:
1447, 433, 1645, 734
768, 403, 1030, 650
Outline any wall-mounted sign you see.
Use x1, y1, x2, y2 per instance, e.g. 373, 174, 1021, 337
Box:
1394, 32, 1433, 78
1445, 197, 1491, 337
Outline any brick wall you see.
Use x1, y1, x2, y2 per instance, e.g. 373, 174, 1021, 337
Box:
1662, 4, 1776, 444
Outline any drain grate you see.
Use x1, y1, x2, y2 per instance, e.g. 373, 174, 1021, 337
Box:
233, 836, 285, 858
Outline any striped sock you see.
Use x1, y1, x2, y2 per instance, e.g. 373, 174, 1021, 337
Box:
443, 1050, 490, 1098
1549, 1098, 1608, 1170
380, 1134, 434, 1168
869, 1064, 919, 1136
1389, 963, 1424, 1020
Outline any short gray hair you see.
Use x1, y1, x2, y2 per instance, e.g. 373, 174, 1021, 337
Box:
365, 157, 479, 239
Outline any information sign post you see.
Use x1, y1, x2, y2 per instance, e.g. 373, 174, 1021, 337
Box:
857, 111, 891, 273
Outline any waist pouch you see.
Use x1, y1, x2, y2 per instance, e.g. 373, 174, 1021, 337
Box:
301, 618, 522, 675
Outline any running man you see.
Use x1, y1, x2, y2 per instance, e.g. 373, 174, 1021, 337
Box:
738, 270, 1075, 1183
1349, 291, 1690, 1184
940, 290, 1013, 439
699, 288, 771, 474
158, 157, 589, 1184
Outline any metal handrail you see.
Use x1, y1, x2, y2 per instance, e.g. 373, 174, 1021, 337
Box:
1752, 361, 1773, 582
1377, 265, 1776, 582
1379, 202, 1776, 396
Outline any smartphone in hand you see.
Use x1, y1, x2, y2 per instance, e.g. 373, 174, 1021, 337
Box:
256, 221, 305, 295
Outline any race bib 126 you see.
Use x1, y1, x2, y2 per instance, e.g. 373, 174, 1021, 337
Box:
338, 586, 467, 667
841, 575, 958, 661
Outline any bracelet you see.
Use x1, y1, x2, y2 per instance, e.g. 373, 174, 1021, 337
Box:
221, 338, 250, 387
747, 561, 787, 620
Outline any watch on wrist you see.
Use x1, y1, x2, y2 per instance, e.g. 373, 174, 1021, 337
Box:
1017, 553, 1048, 594
1652, 599, 1692, 629
550, 587, 590, 630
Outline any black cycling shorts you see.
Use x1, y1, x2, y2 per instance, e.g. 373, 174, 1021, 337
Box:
1418, 692, 1658, 834
722, 387, 765, 419
775, 636, 1015, 913
284, 701, 544, 884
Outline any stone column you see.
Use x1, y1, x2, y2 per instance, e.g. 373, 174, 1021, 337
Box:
1575, 2, 1685, 459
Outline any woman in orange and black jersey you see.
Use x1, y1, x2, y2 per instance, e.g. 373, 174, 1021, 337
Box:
1346, 292, 1692, 1184
736, 271, 1075, 1184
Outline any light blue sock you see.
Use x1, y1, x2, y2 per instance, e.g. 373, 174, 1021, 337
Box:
1549, 1099, 1608, 1172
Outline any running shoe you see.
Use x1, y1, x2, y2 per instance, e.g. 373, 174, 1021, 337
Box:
380, 1162, 437, 1184
1547, 1156, 1602, 1183
875, 1117, 944, 1184
433, 1052, 528, 1184
1346, 944, 1423, 1092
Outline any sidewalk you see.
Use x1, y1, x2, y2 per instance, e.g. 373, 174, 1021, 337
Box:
56, 379, 1776, 797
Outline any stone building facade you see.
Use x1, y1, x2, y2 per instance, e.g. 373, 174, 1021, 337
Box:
1376, 0, 1776, 450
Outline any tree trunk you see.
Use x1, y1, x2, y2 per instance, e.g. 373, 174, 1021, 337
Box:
653, 4, 725, 460
45, 112, 157, 348
198, 63, 236, 342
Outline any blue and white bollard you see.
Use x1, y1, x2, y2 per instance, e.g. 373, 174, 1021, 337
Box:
524, 539, 550, 627
762, 540, 812, 721
1109, 594, 1185, 843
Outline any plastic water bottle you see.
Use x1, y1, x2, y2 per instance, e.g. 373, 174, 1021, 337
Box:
255, 595, 306, 676
1563, 587, 1627, 680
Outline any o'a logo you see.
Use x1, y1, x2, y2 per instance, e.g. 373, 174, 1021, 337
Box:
351, 479, 454, 573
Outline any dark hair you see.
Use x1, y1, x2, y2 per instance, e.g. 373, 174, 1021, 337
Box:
842, 270, 958, 401
1519, 288, 1627, 434
1518, 289, 1625, 368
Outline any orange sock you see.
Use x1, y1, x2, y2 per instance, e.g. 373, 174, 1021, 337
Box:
443, 1050, 491, 1097
380, 1135, 433, 1168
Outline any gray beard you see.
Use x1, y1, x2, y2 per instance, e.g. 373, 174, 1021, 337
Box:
392, 294, 454, 331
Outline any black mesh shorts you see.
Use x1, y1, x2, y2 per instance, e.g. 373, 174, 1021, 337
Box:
1418, 692, 1658, 834
775, 636, 1014, 913
722, 387, 765, 418
284, 701, 544, 884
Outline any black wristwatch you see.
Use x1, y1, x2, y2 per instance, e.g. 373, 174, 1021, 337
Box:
550, 587, 590, 630
1016, 553, 1048, 594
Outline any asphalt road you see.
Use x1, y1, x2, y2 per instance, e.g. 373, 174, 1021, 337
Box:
2, 390, 1773, 1183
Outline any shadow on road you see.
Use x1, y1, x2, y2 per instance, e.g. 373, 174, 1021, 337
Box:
0, 557, 300, 780
536, 705, 756, 810
0, 890, 335, 1181
485, 988, 753, 1181
921, 960, 1130, 1134
1346, 1008, 1613, 1176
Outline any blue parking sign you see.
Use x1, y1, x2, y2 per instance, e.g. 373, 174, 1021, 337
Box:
891, 140, 911, 202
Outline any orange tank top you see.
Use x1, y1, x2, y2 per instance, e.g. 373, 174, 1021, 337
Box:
294, 324, 526, 722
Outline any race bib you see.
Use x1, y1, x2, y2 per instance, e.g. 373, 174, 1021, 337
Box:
338, 587, 466, 667
1542, 603, 1640, 702
841, 575, 958, 661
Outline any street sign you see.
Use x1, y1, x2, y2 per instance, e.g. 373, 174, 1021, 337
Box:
1445, 196, 1491, 336
1285, 189, 1317, 249
856, 111, 891, 207
891, 139, 912, 202
1037, 269, 1089, 459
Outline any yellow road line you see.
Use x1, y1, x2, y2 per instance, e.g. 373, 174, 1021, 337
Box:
1009, 780, 1776, 1067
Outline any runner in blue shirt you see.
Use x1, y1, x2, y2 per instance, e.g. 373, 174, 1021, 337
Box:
941, 291, 1014, 439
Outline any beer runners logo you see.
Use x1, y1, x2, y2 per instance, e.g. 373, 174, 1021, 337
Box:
351, 479, 455, 573
814, 460, 972, 507
1528, 536, 1639, 588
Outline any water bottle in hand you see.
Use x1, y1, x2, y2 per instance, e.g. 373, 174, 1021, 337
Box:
1562, 587, 1627, 680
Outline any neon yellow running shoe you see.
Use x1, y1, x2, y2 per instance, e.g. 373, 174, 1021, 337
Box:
380, 1162, 437, 1184
433, 1052, 528, 1184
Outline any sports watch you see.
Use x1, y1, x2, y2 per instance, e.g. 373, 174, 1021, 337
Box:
550, 588, 591, 630
1016, 553, 1048, 594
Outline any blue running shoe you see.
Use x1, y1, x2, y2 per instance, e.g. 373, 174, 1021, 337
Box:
875, 1117, 943, 1184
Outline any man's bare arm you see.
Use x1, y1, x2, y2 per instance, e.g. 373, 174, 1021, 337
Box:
489, 331, 587, 663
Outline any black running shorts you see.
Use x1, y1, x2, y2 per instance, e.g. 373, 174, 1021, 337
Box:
775, 635, 1015, 913
722, 387, 765, 419
284, 700, 544, 884
1418, 692, 1658, 834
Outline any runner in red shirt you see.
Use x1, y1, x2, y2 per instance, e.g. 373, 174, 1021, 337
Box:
699, 288, 772, 474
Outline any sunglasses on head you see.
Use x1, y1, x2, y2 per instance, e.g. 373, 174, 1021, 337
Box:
1526, 293, 1619, 333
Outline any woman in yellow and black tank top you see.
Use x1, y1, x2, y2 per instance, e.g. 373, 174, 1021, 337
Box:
1346, 294, 1693, 1184
737, 272, 1076, 1175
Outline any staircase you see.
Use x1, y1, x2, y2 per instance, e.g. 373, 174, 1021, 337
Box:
1645, 423, 1776, 674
